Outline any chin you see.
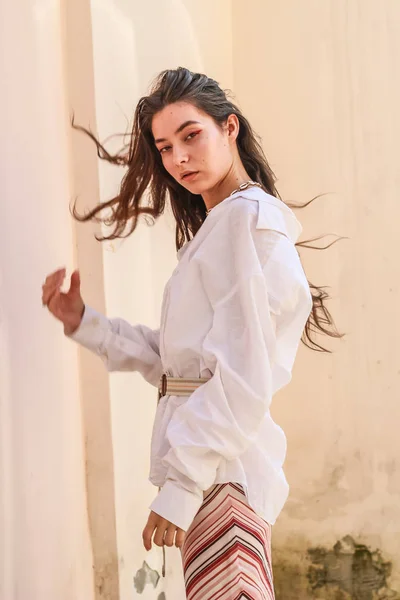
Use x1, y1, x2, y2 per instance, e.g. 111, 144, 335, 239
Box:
187, 183, 208, 195
180, 179, 206, 193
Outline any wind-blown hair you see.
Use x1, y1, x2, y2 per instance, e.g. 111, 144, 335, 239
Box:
71, 67, 345, 352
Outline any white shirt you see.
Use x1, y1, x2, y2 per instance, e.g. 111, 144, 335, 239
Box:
68, 186, 312, 532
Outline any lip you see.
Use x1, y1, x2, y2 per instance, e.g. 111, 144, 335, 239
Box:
181, 171, 199, 182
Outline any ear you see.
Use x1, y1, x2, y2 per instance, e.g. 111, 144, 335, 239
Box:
226, 113, 239, 141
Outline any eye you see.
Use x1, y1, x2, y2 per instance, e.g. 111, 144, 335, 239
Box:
158, 131, 200, 154
186, 131, 200, 141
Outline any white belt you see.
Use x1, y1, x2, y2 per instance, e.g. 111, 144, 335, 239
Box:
158, 373, 211, 400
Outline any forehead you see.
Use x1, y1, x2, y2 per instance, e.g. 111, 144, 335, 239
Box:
152, 101, 208, 138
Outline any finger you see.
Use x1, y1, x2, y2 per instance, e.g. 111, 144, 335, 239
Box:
42, 279, 63, 306
68, 269, 81, 295
42, 284, 57, 306
175, 529, 186, 549
47, 289, 61, 314
164, 526, 177, 548
142, 523, 156, 552
42, 270, 65, 304
43, 267, 66, 287
153, 523, 168, 548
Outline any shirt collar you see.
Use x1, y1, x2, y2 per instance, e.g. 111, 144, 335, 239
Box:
221, 186, 303, 243
177, 186, 303, 259
252, 189, 303, 243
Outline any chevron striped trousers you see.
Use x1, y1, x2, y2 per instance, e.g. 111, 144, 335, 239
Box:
180, 482, 275, 600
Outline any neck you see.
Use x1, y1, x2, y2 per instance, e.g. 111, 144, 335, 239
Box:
202, 169, 253, 213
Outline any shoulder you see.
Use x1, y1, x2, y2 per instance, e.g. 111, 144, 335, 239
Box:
222, 187, 302, 244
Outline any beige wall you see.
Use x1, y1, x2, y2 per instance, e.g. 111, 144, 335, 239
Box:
2, 0, 399, 598
233, 1, 400, 598
0, 1, 94, 599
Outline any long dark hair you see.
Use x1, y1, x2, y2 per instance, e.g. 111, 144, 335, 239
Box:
70, 67, 345, 353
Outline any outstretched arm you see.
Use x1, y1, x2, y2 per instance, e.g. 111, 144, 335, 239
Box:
66, 304, 163, 387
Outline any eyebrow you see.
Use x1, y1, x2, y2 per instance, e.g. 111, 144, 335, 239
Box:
154, 120, 202, 144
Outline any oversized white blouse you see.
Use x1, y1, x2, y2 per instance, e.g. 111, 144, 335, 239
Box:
67, 186, 313, 532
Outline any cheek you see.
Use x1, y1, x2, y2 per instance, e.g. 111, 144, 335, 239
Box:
203, 133, 226, 156
161, 155, 175, 174
203, 138, 229, 169
196, 135, 216, 163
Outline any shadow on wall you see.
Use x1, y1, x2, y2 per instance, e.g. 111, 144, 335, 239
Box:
274, 535, 399, 600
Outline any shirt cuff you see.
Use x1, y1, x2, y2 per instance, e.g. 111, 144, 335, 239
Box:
65, 305, 110, 352
149, 479, 203, 532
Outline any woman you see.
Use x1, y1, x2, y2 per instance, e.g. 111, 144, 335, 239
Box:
42, 67, 342, 599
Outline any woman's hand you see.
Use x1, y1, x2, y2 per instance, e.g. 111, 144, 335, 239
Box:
142, 510, 186, 551
42, 267, 85, 335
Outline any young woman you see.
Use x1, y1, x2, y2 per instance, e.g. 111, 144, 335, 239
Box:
42, 67, 342, 599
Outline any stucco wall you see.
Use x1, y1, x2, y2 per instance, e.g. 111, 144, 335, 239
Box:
233, 1, 400, 598
1, 0, 399, 599
0, 1, 95, 599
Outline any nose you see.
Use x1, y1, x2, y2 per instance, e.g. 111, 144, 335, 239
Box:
173, 145, 188, 167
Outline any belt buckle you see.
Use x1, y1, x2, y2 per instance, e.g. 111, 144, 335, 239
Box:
160, 373, 167, 397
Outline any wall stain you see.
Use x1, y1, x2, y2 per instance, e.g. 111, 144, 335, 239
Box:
133, 561, 160, 594
94, 560, 119, 599
273, 535, 399, 600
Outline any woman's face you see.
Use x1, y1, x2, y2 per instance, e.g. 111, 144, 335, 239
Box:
152, 101, 236, 193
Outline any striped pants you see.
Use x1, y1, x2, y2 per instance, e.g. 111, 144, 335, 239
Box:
180, 483, 275, 600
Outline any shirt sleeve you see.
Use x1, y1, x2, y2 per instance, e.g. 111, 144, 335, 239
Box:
149, 200, 281, 531
66, 304, 163, 387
